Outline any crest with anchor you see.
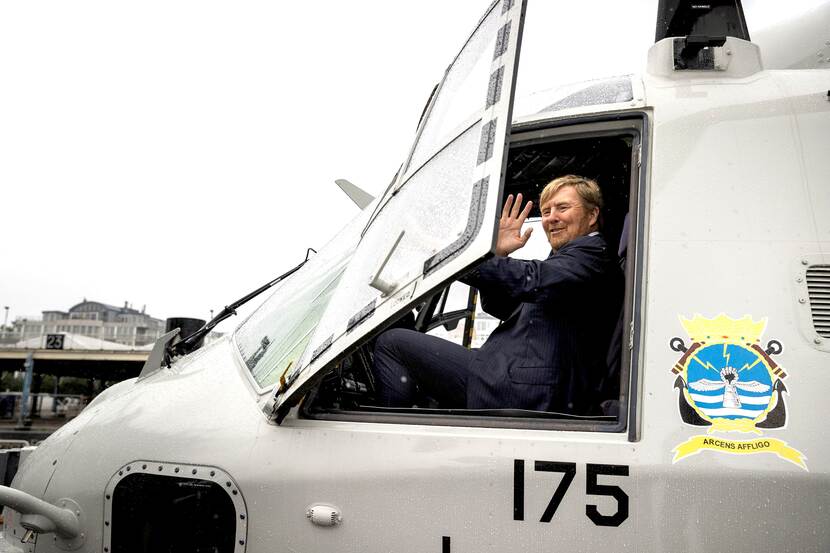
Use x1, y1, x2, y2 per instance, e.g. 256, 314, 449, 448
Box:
669, 314, 807, 470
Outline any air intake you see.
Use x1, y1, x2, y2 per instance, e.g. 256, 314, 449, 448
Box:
806, 265, 830, 337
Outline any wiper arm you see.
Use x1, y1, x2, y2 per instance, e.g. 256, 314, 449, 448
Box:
170, 248, 317, 358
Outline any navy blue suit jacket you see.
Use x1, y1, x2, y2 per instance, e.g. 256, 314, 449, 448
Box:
463, 233, 622, 414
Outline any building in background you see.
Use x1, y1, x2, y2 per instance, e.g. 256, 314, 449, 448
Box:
3, 300, 164, 348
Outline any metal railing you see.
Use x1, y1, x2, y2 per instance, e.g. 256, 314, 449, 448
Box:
0, 393, 88, 422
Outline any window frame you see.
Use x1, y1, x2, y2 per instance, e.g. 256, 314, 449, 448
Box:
506, 114, 650, 438
297, 113, 649, 437
104, 461, 247, 553
418, 282, 478, 347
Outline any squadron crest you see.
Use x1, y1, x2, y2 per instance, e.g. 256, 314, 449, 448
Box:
669, 314, 807, 470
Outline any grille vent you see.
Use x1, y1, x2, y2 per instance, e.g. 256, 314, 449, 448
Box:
807, 265, 830, 337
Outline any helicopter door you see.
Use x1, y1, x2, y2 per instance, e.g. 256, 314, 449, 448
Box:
272, 0, 528, 419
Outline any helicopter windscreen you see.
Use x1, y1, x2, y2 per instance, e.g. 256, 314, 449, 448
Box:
268, 0, 526, 417
233, 208, 370, 389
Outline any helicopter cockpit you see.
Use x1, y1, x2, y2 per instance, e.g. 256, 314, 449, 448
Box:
235, 112, 642, 431
233, 0, 826, 432
232, 0, 651, 432
304, 129, 636, 422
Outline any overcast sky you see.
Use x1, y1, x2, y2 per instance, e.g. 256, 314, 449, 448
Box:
0, 1, 487, 327
1, 0, 824, 332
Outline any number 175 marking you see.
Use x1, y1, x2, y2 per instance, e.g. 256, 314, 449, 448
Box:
513, 459, 629, 527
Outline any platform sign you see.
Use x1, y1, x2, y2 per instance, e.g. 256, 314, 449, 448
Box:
45, 334, 65, 350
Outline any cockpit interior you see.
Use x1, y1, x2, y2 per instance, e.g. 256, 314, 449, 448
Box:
304, 119, 641, 430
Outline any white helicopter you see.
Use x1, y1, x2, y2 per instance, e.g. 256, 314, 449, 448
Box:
1, 0, 829, 551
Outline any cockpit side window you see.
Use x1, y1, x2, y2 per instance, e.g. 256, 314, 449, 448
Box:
302, 117, 645, 432
422, 282, 478, 347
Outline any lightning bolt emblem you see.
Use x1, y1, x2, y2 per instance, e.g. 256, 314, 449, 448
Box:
689, 355, 720, 374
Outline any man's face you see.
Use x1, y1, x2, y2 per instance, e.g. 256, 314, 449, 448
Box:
540, 186, 599, 251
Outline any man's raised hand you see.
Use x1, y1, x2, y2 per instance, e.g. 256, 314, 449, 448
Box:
495, 193, 533, 257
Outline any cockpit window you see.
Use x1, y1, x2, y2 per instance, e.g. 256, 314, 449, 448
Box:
271, 0, 526, 417
403, 1, 503, 176
234, 209, 369, 388
519, 76, 635, 118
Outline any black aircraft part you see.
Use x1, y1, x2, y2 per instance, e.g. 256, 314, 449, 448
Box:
655, 0, 750, 42
673, 35, 727, 70
166, 317, 206, 353
111, 473, 237, 553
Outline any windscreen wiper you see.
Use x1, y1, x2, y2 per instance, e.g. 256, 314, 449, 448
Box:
169, 247, 317, 358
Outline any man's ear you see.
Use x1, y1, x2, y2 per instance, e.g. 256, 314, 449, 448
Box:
589, 207, 600, 228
